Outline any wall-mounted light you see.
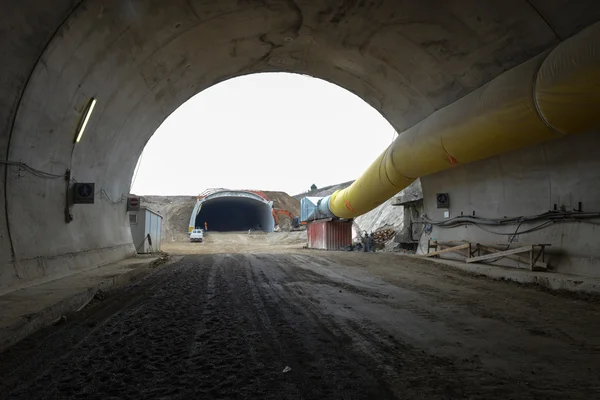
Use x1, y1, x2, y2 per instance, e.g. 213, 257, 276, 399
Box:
75, 98, 97, 143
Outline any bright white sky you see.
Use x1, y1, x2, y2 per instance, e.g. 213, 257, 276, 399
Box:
131, 73, 396, 196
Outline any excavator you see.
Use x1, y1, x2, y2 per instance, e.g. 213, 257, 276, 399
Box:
272, 208, 306, 231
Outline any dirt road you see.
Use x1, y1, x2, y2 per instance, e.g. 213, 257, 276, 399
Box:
162, 231, 309, 254
1, 233, 599, 399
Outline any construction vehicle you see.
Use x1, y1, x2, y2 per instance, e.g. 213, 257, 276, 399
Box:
272, 208, 306, 230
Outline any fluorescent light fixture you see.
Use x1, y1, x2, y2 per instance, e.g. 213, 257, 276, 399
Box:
75, 98, 97, 143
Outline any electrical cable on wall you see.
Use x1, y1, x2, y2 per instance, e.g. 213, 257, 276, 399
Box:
421, 210, 600, 229
420, 211, 600, 263
470, 220, 555, 236
100, 189, 115, 204
479, 220, 526, 264
0, 160, 66, 179
96, 189, 126, 205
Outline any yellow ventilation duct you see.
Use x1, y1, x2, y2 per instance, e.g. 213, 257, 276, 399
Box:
328, 21, 600, 219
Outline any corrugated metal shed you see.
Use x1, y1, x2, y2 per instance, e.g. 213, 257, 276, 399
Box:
307, 220, 352, 250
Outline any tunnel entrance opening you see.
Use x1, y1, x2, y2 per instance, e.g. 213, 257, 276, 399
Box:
195, 197, 273, 232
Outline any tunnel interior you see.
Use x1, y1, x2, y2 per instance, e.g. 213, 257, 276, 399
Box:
2, 0, 600, 292
195, 197, 274, 232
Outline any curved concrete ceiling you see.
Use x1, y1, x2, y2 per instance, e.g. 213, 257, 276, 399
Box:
201, 191, 271, 206
1, 0, 599, 290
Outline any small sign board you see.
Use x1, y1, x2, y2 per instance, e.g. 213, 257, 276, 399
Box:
72, 183, 95, 204
127, 196, 141, 211
436, 193, 450, 209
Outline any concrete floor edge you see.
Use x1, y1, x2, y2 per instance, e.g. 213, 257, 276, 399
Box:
0, 255, 163, 353
412, 255, 600, 295
0, 243, 137, 296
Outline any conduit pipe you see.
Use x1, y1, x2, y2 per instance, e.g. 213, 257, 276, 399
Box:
320, 21, 600, 219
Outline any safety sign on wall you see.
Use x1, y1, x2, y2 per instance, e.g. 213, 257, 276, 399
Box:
72, 183, 95, 204
127, 196, 141, 211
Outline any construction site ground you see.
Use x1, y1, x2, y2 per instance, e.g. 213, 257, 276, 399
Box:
1, 232, 599, 399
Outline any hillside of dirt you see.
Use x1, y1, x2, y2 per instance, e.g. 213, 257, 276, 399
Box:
355, 197, 404, 233
263, 191, 300, 216
355, 180, 422, 235
141, 196, 197, 243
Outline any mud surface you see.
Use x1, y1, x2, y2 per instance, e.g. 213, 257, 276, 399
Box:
1, 234, 599, 399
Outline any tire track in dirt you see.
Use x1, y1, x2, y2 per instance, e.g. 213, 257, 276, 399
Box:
249, 253, 397, 399
263, 254, 484, 399
273, 253, 600, 398
2, 252, 600, 399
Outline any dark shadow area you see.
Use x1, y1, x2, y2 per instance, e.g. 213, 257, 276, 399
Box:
196, 197, 273, 232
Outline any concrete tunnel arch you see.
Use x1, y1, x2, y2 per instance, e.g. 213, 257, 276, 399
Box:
190, 191, 275, 233
1, 1, 600, 292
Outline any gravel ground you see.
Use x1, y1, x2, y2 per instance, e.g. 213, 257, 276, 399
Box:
1, 235, 599, 399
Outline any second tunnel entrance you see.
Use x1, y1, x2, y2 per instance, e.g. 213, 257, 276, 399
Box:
193, 192, 275, 232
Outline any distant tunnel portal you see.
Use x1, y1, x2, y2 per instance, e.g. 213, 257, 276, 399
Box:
195, 197, 274, 232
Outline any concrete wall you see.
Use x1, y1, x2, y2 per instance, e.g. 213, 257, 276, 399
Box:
420, 130, 600, 277
0, 0, 82, 294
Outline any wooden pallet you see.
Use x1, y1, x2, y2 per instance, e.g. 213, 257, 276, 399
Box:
467, 244, 549, 271
424, 240, 549, 271
424, 241, 471, 258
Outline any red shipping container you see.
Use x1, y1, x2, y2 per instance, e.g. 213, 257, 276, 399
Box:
307, 220, 352, 250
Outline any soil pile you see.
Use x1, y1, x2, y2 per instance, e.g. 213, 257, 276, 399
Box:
355, 197, 404, 234
141, 196, 197, 243
263, 191, 300, 216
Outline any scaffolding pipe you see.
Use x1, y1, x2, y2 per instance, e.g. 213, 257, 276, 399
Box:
321, 21, 600, 219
